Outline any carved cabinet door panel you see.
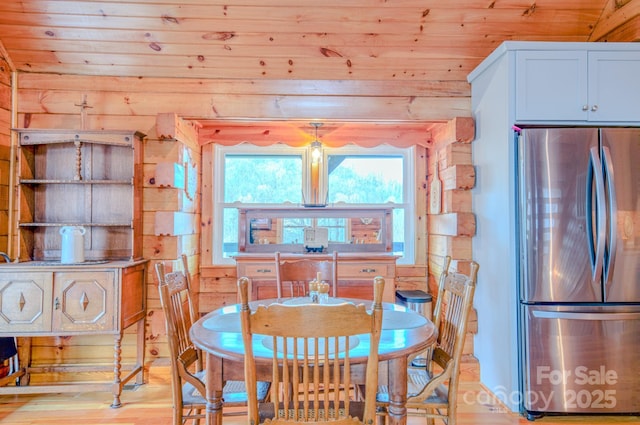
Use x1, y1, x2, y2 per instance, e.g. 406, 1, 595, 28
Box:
0, 272, 53, 333
52, 271, 116, 332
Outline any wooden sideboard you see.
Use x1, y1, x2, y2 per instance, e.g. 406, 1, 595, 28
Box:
234, 253, 398, 303
0, 260, 147, 408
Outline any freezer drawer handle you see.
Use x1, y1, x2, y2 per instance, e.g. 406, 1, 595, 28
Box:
532, 310, 640, 321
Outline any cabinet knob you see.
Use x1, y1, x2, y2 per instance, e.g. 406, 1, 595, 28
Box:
591, 105, 598, 112
582, 105, 589, 111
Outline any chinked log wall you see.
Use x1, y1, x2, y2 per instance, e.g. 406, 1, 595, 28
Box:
426, 117, 478, 363
143, 114, 203, 363
3, 71, 476, 369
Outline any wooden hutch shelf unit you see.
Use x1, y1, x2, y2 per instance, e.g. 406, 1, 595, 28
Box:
234, 206, 399, 302
14, 129, 145, 261
0, 129, 147, 408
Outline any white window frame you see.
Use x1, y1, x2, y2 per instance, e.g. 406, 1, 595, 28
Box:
211, 143, 416, 265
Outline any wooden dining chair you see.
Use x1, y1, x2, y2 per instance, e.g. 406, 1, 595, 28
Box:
374, 256, 478, 425
274, 251, 338, 298
238, 275, 384, 425
156, 255, 269, 425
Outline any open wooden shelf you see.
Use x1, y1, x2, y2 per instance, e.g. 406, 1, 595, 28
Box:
14, 129, 144, 262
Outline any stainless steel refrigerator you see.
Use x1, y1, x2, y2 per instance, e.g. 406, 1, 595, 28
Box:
517, 127, 640, 419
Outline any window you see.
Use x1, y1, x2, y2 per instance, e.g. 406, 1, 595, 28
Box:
224, 154, 303, 204
213, 143, 415, 264
325, 147, 410, 255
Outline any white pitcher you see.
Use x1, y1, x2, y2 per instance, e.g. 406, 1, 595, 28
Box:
60, 226, 86, 264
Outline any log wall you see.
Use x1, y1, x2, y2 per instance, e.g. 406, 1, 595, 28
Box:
143, 114, 202, 364
5, 71, 476, 369
0, 48, 11, 254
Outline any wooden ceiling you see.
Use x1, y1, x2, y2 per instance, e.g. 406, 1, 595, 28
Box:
0, 0, 638, 130
0, 0, 637, 82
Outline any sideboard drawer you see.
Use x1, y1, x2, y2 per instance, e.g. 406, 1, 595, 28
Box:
237, 263, 277, 278
339, 264, 392, 278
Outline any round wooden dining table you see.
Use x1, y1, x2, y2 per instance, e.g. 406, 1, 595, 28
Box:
190, 297, 437, 425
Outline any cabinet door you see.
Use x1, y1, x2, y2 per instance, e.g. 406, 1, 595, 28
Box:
252, 280, 278, 300
588, 51, 640, 122
52, 271, 116, 332
0, 272, 53, 333
515, 50, 588, 122
338, 263, 396, 302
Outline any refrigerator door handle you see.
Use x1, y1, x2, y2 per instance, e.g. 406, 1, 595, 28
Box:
601, 146, 618, 292
587, 147, 606, 285
532, 310, 640, 321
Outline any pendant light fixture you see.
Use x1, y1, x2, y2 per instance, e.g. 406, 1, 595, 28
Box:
310, 122, 323, 164
307, 122, 325, 206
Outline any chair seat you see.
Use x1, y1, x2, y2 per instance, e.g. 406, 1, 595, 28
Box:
188, 370, 271, 406
258, 400, 366, 423
374, 369, 449, 408
224, 379, 271, 405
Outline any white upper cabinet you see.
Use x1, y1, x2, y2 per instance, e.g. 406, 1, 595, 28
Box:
515, 49, 640, 123
515, 50, 587, 121
588, 51, 640, 122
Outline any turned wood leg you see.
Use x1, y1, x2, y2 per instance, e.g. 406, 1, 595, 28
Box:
110, 332, 123, 408
17, 337, 32, 386
205, 353, 224, 425
135, 318, 146, 385
387, 357, 408, 425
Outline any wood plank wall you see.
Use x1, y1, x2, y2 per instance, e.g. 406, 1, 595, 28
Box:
4, 71, 476, 368
0, 49, 11, 254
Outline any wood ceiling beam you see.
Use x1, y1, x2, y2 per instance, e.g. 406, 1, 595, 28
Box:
590, 0, 640, 41
197, 121, 434, 147
0, 38, 15, 71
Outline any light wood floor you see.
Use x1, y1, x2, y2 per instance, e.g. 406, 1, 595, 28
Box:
0, 366, 639, 425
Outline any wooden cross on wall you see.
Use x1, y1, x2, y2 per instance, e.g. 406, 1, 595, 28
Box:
74, 95, 93, 130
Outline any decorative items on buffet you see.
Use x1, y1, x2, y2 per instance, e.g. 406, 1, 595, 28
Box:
309, 276, 319, 303
308, 272, 330, 304
59, 225, 86, 264
318, 281, 330, 304
303, 227, 328, 253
